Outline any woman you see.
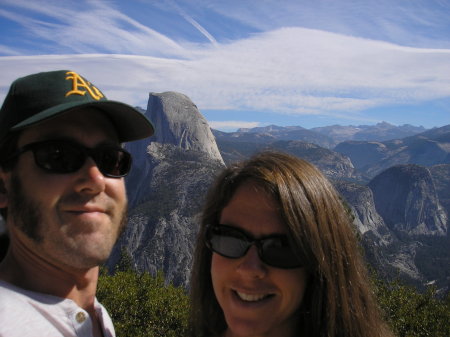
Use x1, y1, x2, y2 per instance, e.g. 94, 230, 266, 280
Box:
189, 151, 393, 337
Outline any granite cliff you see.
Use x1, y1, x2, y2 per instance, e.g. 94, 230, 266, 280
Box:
107, 92, 225, 286
216, 137, 363, 181
148, 92, 223, 165
368, 164, 447, 236
105, 92, 448, 292
335, 125, 450, 178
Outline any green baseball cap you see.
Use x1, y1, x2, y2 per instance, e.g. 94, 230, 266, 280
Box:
0, 70, 154, 143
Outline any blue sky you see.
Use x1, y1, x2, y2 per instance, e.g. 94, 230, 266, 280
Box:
0, 0, 449, 131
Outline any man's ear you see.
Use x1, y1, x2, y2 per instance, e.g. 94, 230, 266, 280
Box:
0, 169, 10, 208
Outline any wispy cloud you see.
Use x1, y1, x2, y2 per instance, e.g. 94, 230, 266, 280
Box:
0, 44, 21, 56
0, 0, 188, 57
199, 0, 450, 48
1, 26, 449, 121
0, 0, 449, 129
165, 0, 219, 47
208, 121, 261, 131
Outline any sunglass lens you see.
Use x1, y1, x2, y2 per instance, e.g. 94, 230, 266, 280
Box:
207, 225, 302, 269
34, 142, 84, 173
261, 237, 302, 268
31, 141, 131, 177
95, 148, 131, 177
209, 226, 249, 259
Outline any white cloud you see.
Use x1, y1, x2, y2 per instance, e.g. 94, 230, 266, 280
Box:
166, 0, 219, 47
0, 28, 449, 124
197, 0, 450, 48
208, 120, 261, 131
0, 0, 189, 57
0, 45, 21, 56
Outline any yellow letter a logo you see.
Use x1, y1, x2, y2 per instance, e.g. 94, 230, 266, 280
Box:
65, 71, 104, 101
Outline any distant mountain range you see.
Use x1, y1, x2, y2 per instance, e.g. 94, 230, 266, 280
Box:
214, 123, 450, 180
312, 122, 427, 144
219, 121, 427, 148
105, 93, 449, 296
336, 125, 450, 178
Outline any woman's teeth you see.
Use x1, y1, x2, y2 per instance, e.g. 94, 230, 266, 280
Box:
236, 291, 271, 302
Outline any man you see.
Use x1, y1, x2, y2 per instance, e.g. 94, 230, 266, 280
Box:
0, 70, 154, 336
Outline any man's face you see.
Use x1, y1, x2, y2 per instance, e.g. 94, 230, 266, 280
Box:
4, 108, 128, 270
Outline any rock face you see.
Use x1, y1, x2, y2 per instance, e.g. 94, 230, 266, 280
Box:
148, 92, 224, 165
313, 122, 425, 144
332, 180, 440, 286
214, 125, 334, 148
335, 125, 450, 178
352, 122, 426, 141
333, 181, 402, 281
429, 164, 450, 215
105, 93, 448, 292
365, 138, 450, 178
368, 165, 447, 235
333, 181, 392, 244
271, 141, 363, 181
214, 137, 364, 182
107, 92, 225, 287
219, 122, 425, 148
334, 141, 390, 170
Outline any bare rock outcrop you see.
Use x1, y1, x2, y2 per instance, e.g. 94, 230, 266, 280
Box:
147, 91, 224, 165
108, 92, 225, 287
368, 164, 447, 235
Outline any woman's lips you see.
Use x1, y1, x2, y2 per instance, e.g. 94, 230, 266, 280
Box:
235, 291, 274, 302
231, 285, 277, 305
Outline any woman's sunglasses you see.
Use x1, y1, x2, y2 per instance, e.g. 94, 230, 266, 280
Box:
6, 139, 132, 178
205, 224, 303, 269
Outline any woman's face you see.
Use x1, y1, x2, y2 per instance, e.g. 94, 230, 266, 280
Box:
211, 181, 308, 337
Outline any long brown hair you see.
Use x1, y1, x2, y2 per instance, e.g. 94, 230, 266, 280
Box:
189, 151, 393, 337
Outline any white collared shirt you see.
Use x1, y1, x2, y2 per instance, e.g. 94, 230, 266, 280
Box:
0, 280, 115, 337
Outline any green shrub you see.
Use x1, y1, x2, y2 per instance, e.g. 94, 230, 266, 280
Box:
97, 266, 449, 337
374, 278, 450, 337
97, 269, 189, 337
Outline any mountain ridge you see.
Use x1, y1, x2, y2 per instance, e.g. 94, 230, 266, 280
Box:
111, 96, 449, 293
212, 121, 427, 148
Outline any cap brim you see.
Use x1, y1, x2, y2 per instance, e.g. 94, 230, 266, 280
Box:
11, 100, 154, 142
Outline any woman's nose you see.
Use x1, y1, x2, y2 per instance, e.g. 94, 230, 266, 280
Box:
236, 245, 268, 279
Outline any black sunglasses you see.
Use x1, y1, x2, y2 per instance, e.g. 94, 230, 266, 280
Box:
6, 139, 132, 178
205, 224, 303, 269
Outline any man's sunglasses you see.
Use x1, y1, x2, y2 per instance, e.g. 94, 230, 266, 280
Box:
205, 224, 303, 269
6, 139, 132, 178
